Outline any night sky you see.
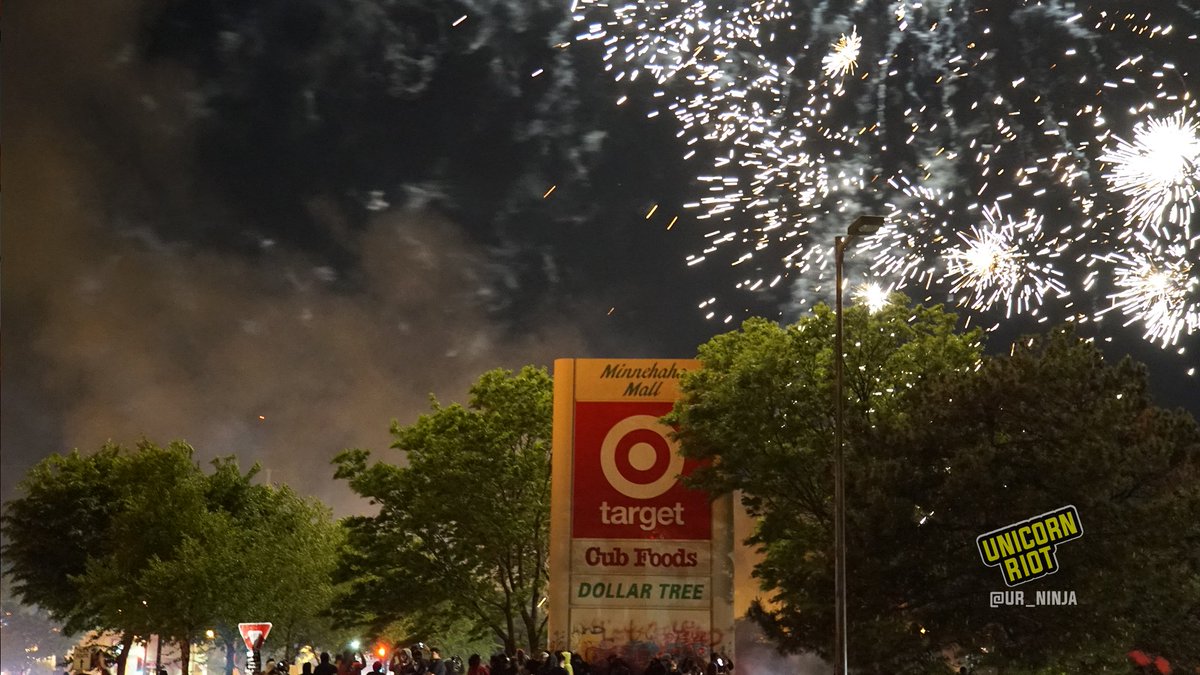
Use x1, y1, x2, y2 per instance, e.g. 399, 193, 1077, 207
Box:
4, 0, 1198, 516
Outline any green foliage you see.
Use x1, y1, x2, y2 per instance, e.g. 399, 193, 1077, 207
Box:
669, 298, 1200, 674
1, 444, 126, 633
76, 441, 212, 639
886, 327, 1200, 674
2, 441, 341, 670
241, 483, 343, 664
668, 298, 982, 524
334, 366, 553, 654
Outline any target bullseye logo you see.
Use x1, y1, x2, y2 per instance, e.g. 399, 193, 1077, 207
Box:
600, 415, 684, 499
571, 398, 712, 540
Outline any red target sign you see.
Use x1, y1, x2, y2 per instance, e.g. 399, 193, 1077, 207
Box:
572, 401, 711, 540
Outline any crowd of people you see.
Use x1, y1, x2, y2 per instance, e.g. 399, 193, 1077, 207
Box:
273, 646, 732, 675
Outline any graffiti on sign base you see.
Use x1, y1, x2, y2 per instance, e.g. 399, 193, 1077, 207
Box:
570, 615, 724, 667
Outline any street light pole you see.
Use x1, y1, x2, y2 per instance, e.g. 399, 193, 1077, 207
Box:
833, 215, 884, 675
834, 232, 848, 675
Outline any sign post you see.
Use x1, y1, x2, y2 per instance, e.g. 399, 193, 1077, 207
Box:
238, 623, 273, 675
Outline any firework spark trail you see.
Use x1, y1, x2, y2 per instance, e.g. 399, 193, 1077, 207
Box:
944, 204, 1069, 318
571, 0, 1199, 349
860, 176, 958, 290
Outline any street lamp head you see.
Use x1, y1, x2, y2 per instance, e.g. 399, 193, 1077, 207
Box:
847, 215, 885, 237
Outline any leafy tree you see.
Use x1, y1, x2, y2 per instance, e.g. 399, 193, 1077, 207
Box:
136, 510, 242, 675
136, 475, 341, 673
75, 441, 213, 669
1, 445, 127, 635
667, 299, 1200, 674
885, 327, 1200, 673
200, 458, 277, 675
3, 443, 342, 675
240, 483, 342, 666
0, 441, 197, 675
334, 366, 553, 654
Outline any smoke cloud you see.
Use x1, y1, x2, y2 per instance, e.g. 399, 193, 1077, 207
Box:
2, 0, 588, 515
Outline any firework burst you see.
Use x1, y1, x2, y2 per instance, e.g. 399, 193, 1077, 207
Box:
822, 28, 862, 79
1101, 109, 1200, 230
570, 0, 1199, 351
853, 281, 892, 313
1098, 243, 1199, 347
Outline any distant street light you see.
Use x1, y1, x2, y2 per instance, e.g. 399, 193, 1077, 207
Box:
833, 215, 885, 675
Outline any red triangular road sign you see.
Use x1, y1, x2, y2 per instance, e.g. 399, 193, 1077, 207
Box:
238, 623, 273, 650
